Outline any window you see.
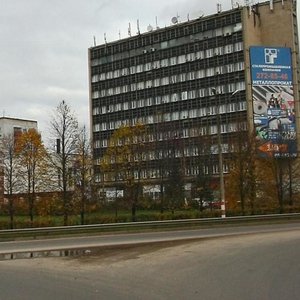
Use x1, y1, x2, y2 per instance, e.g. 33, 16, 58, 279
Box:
154, 78, 160, 87
196, 51, 204, 59
101, 106, 107, 114
214, 46, 223, 55
235, 61, 244, 71
215, 66, 223, 74
170, 57, 177, 65
91, 75, 98, 83
228, 102, 236, 112
178, 55, 186, 64
145, 62, 152, 71
162, 95, 170, 103
131, 83, 136, 91
170, 75, 177, 84
94, 140, 100, 148
206, 67, 214, 77
219, 103, 226, 114
147, 115, 154, 124
181, 91, 188, 100
161, 58, 168, 67
199, 88, 206, 97
122, 85, 129, 93
101, 123, 107, 131
109, 104, 114, 112
113, 70, 120, 77
210, 124, 217, 135
93, 107, 99, 115
93, 123, 100, 132
106, 71, 113, 79
136, 65, 143, 73
199, 107, 206, 116
206, 48, 213, 58
224, 44, 234, 54
179, 73, 186, 82
100, 73, 106, 80
208, 106, 216, 115
236, 81, 245, 91
146, 80, 152, 88
155, 96, 161, 105
137, 99, 144, 107
161, 77, 169, 85
171, 93, 178, 102
137, 81, 144, 89
238, 101, 247, 111
196, 69, 205, 78
188, 90, 196, 99
115, 103, 122, 111
234, 42, 243, 52
180, 110, 189, 119
226, 63, 235, 73
190, 109, 198, 118
131, 101, 136, 109
172, 111, 179, 120
123, 102, 129, 110
146, 98, 152, 106
115, 86, 121, 94
164, 112, 171, 121
187, 72, 195, 80
153, 61, 160, 69
186, 53, 195, 61
92, 91, 100, 99
121, 68, 128, 76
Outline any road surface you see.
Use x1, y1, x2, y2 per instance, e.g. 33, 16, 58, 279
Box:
0, 223, 300, 299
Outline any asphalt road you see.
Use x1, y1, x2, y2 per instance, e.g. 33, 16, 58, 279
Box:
0, 223, 300, 299
1, 222, 300, 255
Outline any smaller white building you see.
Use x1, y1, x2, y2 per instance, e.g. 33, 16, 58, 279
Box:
0, 117, 38, 139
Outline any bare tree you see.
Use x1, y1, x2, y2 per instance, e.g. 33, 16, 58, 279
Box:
73, 125, 93, 225
0, 134, 20, 228
49, 100, 79, 225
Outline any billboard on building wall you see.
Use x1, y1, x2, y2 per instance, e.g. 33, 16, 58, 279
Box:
250, 46, 296, 157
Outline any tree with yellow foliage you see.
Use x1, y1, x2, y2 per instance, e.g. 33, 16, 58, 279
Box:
15, 128, 49, 223
101, 123, 146, 221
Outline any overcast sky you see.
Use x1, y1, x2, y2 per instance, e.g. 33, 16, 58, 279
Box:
0, 0, 294, 143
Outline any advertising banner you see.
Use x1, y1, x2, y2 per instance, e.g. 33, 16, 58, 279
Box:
250, 46, 296, 157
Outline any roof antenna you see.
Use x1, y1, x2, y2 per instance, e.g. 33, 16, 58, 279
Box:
137, 19, 140, 35
93, 36, 96, 46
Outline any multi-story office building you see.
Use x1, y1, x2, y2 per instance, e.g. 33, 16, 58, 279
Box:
89, 0, 300, 197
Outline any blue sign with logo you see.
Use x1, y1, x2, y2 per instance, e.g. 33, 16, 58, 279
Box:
250, 46, 292, 86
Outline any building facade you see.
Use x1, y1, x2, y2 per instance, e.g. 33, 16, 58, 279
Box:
0, 117, 38, 139
89, 0, 300, 197
0, 117, 38, 200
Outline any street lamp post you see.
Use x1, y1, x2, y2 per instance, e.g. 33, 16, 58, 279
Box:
217, 112, 226, 218
213, 88, 226, 218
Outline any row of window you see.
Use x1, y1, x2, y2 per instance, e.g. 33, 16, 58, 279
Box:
91, 42, 244, 81
94, 101, 246, 133
92, 65, 244, 101
92, 61, 244, 99
90, 18, 242, 60
92, 81, 245, 116
96, 161, 230, 183
94, 118, 247, 148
